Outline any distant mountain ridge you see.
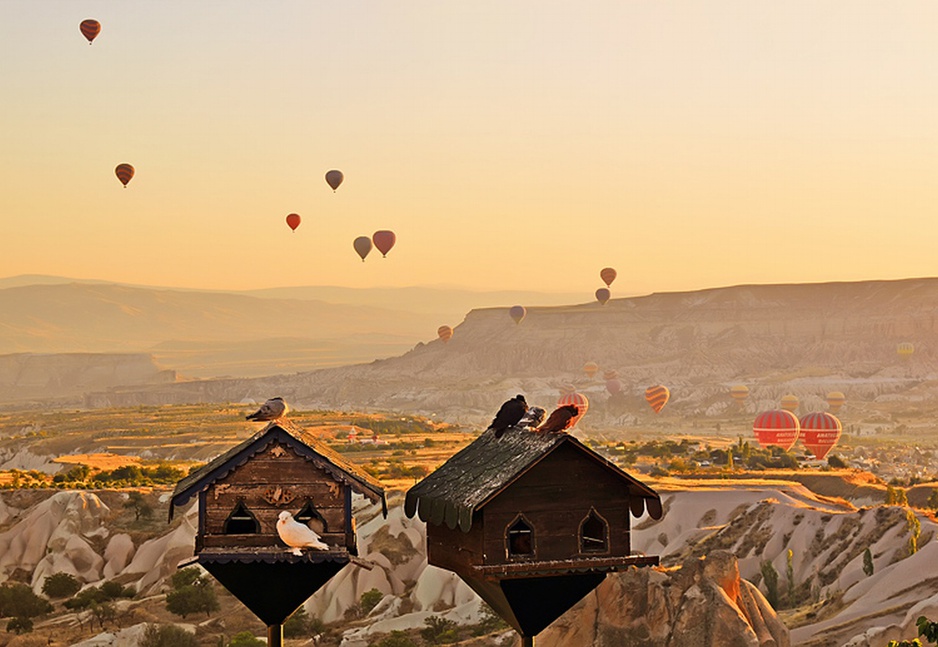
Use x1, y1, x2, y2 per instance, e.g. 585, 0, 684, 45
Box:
74, 277, 938, 425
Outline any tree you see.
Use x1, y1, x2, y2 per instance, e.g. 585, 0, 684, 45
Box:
229, 631, 266, 646
907, 509, 922, 556
887, 615, 938, 646
0, 582, 53, 619
42, 572, 81, 599
283, 606, 310, 638
760, 560, 779, 609
827, 454, 847, 468
166, 568, 219, 619
863, 547, 874, 576
127, 491, 153, 521
927, 490, 938, 511
421, 616, 459, 644
6, 616, 33, 634
360, 588, 384, 616
140, 624, 199, 647
370, 631, 418, 647
786, 549, 795, 607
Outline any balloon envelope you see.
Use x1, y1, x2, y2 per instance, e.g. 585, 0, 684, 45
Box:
353, 236, 372, 261
285, 213, 301, 231
603, 369, 618, 381
605, 379, 621, 395
600, 267, 617, 287
583, 361, 599, 378
780, 394, 799, 413
325, 170, 344, 191
826, 391, 846, 414
898, 342, 914, 358
644, 385, 670, 413
509, 305, 526, 325
799, 412, 842, 460
437, 325, 453, 343
730, 385, 749, 403
80, 19, 100, 43
115, 164, 134, 187
557, 390, 589, 427
752, 410, 800, 451
372, 230, 396, 257
595, 288, 611, 305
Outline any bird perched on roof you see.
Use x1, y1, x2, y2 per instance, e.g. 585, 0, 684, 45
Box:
245, 396, 288, 421
536, 404, 579, 433
516, 406, 546, 430
488, 394, 528, 439
277, 511, 330, 555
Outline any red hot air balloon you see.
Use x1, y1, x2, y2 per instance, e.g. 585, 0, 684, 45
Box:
752, 410, 800, 451
80, 19, 101, 44
437, 325, 453, 343
799, 412, 842, 460
353, 236, 372, 262
595, 288, 611, 305
605, 378, 622, 395
115, 164, 134, 187
509, 305, 526, 325
325, 170, 344, 191
644, 385, 670, 413
557, 389, 589, 427
285, 213, 301, 232
600, 267, 617, 287
372, 230, 396, 257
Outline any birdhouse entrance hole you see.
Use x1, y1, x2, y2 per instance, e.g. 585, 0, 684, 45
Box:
579, 508, 609, 553
224, 501, 260, 534
506, 516, 534, 557
294, 500, 327, 534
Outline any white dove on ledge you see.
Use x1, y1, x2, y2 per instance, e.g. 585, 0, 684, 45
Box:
276, 511, 330, 556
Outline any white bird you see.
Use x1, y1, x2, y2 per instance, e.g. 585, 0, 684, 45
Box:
277, 511, 330, 555
245, 396, 288, 421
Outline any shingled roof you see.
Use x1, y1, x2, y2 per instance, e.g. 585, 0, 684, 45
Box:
404, 427, 662, 533
170, 420, 386, 520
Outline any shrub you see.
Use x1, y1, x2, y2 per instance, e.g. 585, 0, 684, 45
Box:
369, 630, 417, 647
166, 568, 219, 619
360, 588, 384, 616
0, 583, 53, 618
421, 616, 459, 644
283, 606, 309, 638
140, 624, 199, 647
42, 573, 81, 599
229, 631, 266, 646
760, 560, 779, 609
6, 616, 33, 634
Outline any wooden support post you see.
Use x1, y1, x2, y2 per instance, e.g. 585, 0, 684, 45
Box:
521, 635, 534, 647
268, 623, 283, 647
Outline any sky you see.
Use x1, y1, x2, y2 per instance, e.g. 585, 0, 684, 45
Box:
2, 2, 938, 296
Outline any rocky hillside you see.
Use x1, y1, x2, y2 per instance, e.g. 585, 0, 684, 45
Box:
1, 481, 935, 646
79, 278, 938, 426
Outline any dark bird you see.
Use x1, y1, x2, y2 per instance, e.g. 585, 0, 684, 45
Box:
536, 404, 579, 433
245, 396, 288, 421
517, 406, 546, 430
488, 395, 527, 438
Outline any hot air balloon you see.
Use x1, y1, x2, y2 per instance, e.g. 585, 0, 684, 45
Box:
600, 267, 617, 288
285, 213, 301, 232
603, 369, 619, 381
644, 385, 670, 413
557, 388, 589, 427
325, 170, 344, 191
752, 410, 800, 451
115, 164, 134, 187
898, 342, 914, 359
80, 19, 100, 44
372, 230, 396, 257
583, 361, 599, 378
605, 378, 621, 395
799, 412, 842, 460
509, 305, 526, 325
730, 385, 750, 405
595, 288, 611, 305
826, 391, 846, 414
437, 325, 453, 343
780, 394, 799, 414
353, 236, 372, 262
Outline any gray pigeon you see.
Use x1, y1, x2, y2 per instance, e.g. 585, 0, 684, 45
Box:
245, 396, 288, 421
517, 406, 546, 430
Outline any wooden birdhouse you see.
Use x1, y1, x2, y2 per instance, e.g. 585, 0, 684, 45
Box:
404, 428, 662, 645
170, 420, 385, 645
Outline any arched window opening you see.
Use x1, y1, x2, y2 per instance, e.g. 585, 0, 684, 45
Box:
224, 500, 260, 534
294, 500, 327, 534
579, 509, 608, 553
507, 517, 534, 557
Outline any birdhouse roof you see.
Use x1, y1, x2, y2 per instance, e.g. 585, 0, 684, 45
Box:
170, 420, 386, 520
404, 428, 662, 532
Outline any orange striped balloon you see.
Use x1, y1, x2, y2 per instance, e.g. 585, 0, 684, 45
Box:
730, 384, 749, 403
644, 385, 669, 413
437, 325, 453, 343
897, 342, 914, 358
780, 394, 799, 413
753, 409, 800, 451
583, 361, 599, 378
80, 19, 101, 44
603, 369, 619, 381
826, 391, 846, 414
115, 163, 134, 187
557, 390, 589, 427
799, 412, 842, 460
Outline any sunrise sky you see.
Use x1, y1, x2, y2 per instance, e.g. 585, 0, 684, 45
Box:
2, 2, 937, 296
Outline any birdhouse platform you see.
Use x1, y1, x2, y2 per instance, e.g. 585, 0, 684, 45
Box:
170, 419, 386, 637
405, 426, 662, 641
